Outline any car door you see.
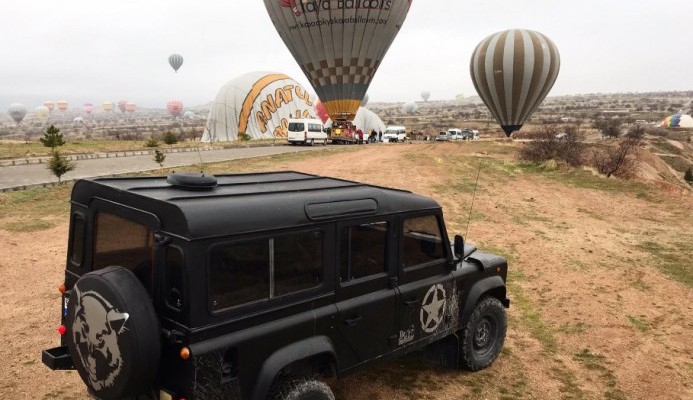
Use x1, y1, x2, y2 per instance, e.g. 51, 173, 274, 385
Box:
395, 213, 454, 347
334, 218, 397, 371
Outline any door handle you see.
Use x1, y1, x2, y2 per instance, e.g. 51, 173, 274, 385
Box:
343, 315, 362, 327
404, 298, 419, 307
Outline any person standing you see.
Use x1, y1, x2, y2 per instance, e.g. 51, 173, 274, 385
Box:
378, 129, 382, 142
357, 129, 364, 144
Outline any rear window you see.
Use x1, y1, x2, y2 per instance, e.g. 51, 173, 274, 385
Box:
288, 122, 304, 132
93, 212, 153, 290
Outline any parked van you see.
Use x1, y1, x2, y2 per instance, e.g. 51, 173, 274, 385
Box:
447, 129, 463, 140
287, 119, 328, 146
382, 126, 407, 142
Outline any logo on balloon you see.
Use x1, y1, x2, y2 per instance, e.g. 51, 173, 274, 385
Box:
280, 0, 301, 16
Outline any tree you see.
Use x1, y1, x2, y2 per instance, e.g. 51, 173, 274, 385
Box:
593, 134, 642, 178
153, 150, 166, 167
594, 119, 622, 138
40, 124, 65, 148
163, 131, 178, 145
47, 151, 76, 183
145, 137, 159, 147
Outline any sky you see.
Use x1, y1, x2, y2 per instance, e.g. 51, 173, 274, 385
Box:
1, 0, 692, 111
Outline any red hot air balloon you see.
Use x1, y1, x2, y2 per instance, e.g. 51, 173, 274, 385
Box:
83, 103, 94, 114
166, 100, 183, 118
126, 102, 137, 114
314, 100, 329, 124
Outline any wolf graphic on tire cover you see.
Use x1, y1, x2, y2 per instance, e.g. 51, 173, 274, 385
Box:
71, 286, 129, 391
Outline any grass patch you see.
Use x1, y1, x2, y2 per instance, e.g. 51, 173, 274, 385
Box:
659, 155, 692, 174
638, 241, 693, 287
4, 219, 55, 232
549, 362, 585, 399
557, 321, 590, 334
0, 185, 73, 232
627, 315, 650, 332
573, 348, 627, 400
506, 272, 558, 353
650, 139, 683, 156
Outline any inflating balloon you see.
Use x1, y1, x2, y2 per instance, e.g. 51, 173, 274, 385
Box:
402, 102, 418, 114
167, 100, 183, 118
264, 0, 412, 122
102, 102, 114, 113
362, 94, 370, 107
8, 103, 27, 124
470, 29, 560, 137
314, 100, 329, 124
168, 54, 184, 73
126, 102, 137, 114
44, 101, 55, 112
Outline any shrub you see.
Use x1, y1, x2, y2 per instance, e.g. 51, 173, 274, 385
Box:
594, 119, 623, 138
592, 135, 642, 178
517, 125, 585, 166
238, 131, 252, 141
47, 151, 76, 183
153, 150, 166, 167
163, 131, 178, 145
145, 137, 159, 147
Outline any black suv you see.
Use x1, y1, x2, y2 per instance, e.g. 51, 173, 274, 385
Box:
42, 171, 509, 400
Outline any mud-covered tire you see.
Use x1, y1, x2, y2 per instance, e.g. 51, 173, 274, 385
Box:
460, 296, 506, 371
270, 377, 335, 400
65, 266, 160, 400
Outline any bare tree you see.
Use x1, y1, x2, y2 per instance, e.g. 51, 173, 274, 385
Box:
593, 132, 642, 178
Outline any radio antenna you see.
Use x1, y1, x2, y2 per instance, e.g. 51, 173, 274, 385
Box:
465, 159, 483, 240
196, 145, 206, 173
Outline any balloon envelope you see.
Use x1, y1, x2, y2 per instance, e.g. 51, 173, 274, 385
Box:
117, 100, 128, 114
57, 100, 69, 112
8, 103, 27, 124
402, 102, 418, 114
83, 103, 94, 114
35, 106, 50, 121
264, 0, 412, 122
167, 100, 184, 118
126, 102, 137, 113
168, 54, 184, 73
102, 102, 114, 112
362, 94, 370, 107
470, 29, 560, 136
314, 100, 329, 124
44, 101, 55, 112
421, 91, 430, 101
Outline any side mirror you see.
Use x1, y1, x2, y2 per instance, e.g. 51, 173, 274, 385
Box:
454, 234, 464, 259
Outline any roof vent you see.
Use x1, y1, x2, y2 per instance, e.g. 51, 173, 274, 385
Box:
167, 173, 218, 190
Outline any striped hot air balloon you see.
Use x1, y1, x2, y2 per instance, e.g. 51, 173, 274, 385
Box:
264, 0, 412, 123
470, 29, 560, 137
8, 103, 27, 124
168, 54, 184, 73
117, 100, 128, 114
57, 100, 69, 112
35, 106, 50, 122
102, 102, 114, 113
125, 102, 137, 113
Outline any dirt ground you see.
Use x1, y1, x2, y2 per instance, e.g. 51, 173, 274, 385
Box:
0, 141, 691, 400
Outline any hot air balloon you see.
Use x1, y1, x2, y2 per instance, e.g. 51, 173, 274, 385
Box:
126, 102, 137, 114
168, 54, 184, 73
102, 102, 114, 113
83, 103, 94, 115
167, 100, 183, 118
362, 94, 370, 107
8, 103, 27, 125
314, 100, 329, 124
44, 101, 55, 113
421, 91, 430, 102
117, 100, 128, 114
73, 117, 84, 124
35, 106, 50, 122
57, 100, 69, 112
402, 102, 418, 114
183, 111, 196, 120
470, 29, 560, 137
264, 0, 412, 122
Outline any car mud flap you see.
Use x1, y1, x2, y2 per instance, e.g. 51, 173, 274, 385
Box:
42, 346, 75, 370
424, 332, 460, 369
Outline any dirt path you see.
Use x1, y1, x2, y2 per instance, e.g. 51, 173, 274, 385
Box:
1, 142, 691, 400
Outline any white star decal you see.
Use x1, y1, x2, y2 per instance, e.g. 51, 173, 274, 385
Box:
420, 284, 446, 333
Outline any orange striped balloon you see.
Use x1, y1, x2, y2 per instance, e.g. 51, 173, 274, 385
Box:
470, 29, 560, 137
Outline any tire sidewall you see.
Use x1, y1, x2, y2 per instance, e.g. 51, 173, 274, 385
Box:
460, 297, 507, 371
271, 378, 334, 400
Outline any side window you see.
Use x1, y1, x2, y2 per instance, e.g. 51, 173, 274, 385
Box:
209, 230, 324, 311
401, 215, 445, 269
93, 212, 153, 290
340, 221, 388, 282
70, 214, 86, 266
165, 247, 185, 311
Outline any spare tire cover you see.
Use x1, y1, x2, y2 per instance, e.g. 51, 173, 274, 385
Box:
65, 266, 160, 400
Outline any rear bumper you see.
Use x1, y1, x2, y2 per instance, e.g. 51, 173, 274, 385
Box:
42, 346, 74, 370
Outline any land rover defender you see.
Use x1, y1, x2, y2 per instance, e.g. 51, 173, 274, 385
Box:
42, 171, 509, 400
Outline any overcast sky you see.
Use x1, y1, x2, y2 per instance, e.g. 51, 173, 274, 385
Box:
1, 0, 691, 111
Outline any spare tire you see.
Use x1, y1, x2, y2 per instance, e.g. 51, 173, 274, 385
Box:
65, 266, 160, 400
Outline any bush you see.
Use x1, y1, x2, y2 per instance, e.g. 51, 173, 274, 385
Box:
153, 150, 166, 167
47, 151, 76, 183
594, 119, 623, 138
238, 131, 252, 141
592, 135, 642, 178
163, 131, 178, 145
517, 125, 585, 166
145, 137, 159, 147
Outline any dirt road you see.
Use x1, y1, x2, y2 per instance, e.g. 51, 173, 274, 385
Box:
1, 142, 690, 400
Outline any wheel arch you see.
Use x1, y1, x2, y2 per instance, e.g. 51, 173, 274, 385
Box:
460, 276, 507, 322
250, 336, 336, 400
